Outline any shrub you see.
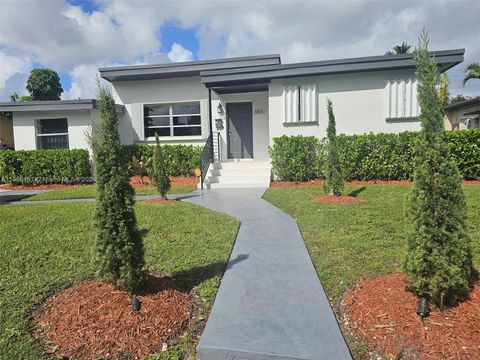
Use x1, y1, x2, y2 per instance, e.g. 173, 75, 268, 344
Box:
122, 144, 201, 177
324, 99, 343, 195
269, 135, 321, 181
271, 130, 479, 182
152, 135, 171, 198
91, 85, 146, 293
0, 149, 91, 185
404, 33, 472, 308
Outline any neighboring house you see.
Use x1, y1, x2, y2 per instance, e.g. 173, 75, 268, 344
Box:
0, 49, 464, 187
444, 96, 480, 130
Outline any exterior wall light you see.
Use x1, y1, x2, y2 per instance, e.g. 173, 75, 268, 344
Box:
217, 103, 224, 116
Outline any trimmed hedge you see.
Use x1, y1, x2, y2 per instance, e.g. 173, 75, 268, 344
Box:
0, 149, 92, 185
122, 144, 202, 177
270, 130, 480, 181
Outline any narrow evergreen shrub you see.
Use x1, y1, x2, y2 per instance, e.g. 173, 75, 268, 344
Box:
91, 85, 146, 293
0, 149, 91, 185
152, 135, 171, 198
324, 99, 343, 195
269, 135, 321, 181
404, 34, 473, 307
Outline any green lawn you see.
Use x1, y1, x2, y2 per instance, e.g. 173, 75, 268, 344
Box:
0, 201, 239, 359
25, 183, 195, 201
264, 184, 480, 302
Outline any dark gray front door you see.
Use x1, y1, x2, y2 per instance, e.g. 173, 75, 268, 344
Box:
227, 102, 253, 159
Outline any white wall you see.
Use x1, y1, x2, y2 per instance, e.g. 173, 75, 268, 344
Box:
112, 76, 210, 146
268, 69, 421, 145
212, 91, 270, 161
12, 109, 93, 150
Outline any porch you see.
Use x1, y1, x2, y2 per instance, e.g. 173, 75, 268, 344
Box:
200, 83, 272, 189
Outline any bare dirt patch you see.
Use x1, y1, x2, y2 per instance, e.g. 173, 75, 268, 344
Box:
312, 195, 363, 204
31, 275, 193, 359
341, 274, 480, 359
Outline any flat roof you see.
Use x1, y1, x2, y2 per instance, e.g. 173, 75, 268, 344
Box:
444, 96, 480, 110
99, 49, 464, 85
100, 54, 282, 82
0, 99, 125, 113
201, 49, 465, 86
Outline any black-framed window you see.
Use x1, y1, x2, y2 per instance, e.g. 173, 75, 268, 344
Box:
144, 103, 202, 138
36, 118, 69, 149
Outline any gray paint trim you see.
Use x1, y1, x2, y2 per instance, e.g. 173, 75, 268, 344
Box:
100, 54, 281, 82
0, 99, 125, 113
282, 121, 319, 127
201, 49, 464, 85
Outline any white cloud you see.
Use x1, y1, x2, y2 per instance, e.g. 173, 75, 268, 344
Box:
0, 0, 479, 100
168, 43, 193, 63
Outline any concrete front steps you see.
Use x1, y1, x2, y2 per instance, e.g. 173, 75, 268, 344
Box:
201, 161, 271, 189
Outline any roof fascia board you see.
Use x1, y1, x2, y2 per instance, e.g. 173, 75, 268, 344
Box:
0, 99, 125, 114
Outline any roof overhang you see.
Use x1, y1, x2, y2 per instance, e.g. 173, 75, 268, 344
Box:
0, 99, 125, 114
463, 109, 480, 116
444, 96, 480, 110
201, 49, 465, 87
100, 54, 281, 82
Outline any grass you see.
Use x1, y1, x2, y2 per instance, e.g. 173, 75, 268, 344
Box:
0, 201, 239, 359
24, 184, 195, 201
264, 184, 480, 302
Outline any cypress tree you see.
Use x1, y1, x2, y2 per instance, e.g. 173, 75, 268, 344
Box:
152, 134, 171, 198
91, 85, 146, 293
405, 32, 473, 307
324, 99, 344, 196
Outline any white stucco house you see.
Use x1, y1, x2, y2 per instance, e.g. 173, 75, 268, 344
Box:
0, 49, 464, 187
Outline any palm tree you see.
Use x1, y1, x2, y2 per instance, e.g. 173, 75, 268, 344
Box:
385, 42, 412, 55
463, 63, 480, 85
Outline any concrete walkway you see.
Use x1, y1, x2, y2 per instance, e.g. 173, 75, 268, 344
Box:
184, 188, 351, 360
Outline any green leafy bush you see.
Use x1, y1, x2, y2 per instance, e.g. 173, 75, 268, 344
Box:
269, 135, 321, 181
0, 149, 91, 185
270, 130, 480, 181
122, 144, 201, 177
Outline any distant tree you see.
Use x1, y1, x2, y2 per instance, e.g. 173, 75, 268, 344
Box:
26, 68, 63, 101
324, 99, 343, 196
463, 63, 480, 85
91, 84, 146, 293
404, 31, 473, 308
448, 94, 472, 105
19, 95, 33, 102
152, 134, 171, 198
439, 73, 449, 105
385, 42, 412, 55
9, 92, 18, 102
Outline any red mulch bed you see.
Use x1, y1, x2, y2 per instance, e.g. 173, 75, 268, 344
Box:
32, 276, 193, 359
312, 195, 363, 204
0, 183, 91, 190
341, 274, 480, 359
1, 176, 197, 191
143, 198, 177, 204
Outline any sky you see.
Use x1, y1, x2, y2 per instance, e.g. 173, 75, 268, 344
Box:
0, 0, 479, 101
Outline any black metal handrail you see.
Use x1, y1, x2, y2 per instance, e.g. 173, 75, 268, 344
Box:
200, 134, 213, 189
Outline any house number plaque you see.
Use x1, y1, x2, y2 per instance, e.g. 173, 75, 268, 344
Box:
255, 109, 266, 114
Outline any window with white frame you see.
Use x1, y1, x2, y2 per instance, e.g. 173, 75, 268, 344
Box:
143, 103, 202, 138
283, 84, 317, 124
385, 78, 419, 119
36, 118, 69, 149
